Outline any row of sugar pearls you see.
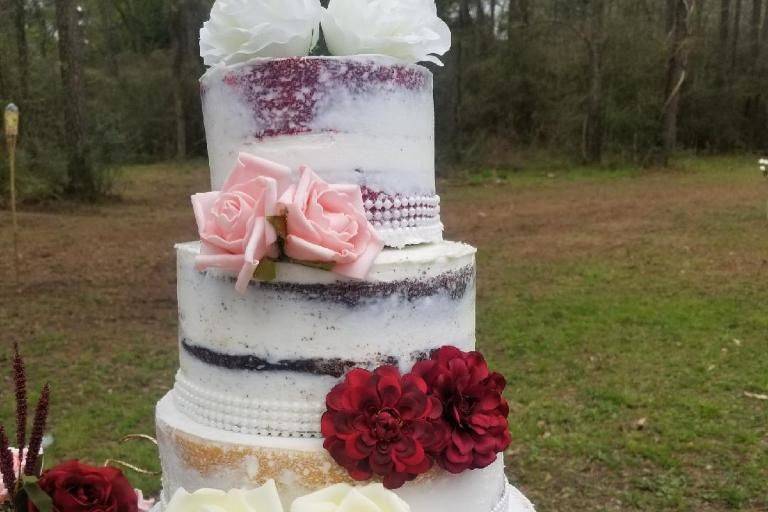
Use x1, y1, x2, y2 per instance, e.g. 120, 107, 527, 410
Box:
178, 378, 321, 412
183, 403, 320, 425
364, 194, 440, 211
179, 396, 321, 426
371, 217, 439, 229
195, 401, 320, 421
219, 405, 318, 421
185, 409, 321, 437
368, 208, 438, 222
224, 400, 321, 414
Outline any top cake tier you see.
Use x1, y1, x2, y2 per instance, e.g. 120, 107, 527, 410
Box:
200, 55, 442, 248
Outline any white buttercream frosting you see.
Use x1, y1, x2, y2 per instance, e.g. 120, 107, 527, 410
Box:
322, 0, 451, 65
200, 0, 322, 66
173, 240, 476, 436
200, 55, 440, 246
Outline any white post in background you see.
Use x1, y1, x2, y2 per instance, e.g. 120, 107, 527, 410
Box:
4, 103, 20, 286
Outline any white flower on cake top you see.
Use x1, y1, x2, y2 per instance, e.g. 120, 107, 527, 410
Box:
292, 483, 410, 512
165, 480, 284, 512
199, 0, 451, 65
322, 0, 451, 65
200, 0, 323, 66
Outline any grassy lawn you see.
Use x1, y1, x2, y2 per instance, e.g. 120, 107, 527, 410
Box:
1, 155, 767, 511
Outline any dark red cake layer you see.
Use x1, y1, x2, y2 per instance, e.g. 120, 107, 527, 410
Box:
212, 57, 430, 139
225, 264, 475, 307
182, 340, 439, 377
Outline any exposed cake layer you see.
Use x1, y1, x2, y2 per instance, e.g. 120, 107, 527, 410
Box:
175, 241, 476, 437
156, 394, 533, 512
200, 55, 442, 247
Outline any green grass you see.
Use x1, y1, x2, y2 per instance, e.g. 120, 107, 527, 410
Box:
1, 155, 767, 510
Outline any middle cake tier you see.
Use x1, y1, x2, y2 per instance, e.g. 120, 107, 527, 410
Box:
175, 240, 477, 438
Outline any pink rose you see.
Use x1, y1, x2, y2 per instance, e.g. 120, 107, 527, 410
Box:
135, 490, 155, 512
279, 166, 384, 279
192, 153, 292, 294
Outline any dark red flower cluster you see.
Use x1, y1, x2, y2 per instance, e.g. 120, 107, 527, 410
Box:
321, 346, 511, 488
29, 461, 138, 512
321, 366, 445, 489
412, 346, 511, 474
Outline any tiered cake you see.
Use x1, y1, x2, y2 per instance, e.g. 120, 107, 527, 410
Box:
153, 3, 534, 512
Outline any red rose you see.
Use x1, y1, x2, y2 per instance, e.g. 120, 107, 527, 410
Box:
412, 346, 512, 474
321, 366, 447, 489
29, 461, 138, 512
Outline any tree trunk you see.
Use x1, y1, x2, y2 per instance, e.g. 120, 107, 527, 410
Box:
520, 0, 530, 26
13, 0, 28, 101
695, 0, 709, 30
98, 1, 121, 77
584, 0, 605, 164
0, 0, 7, 101
719, 0, 732, 81
170, 0, 188, 159
751, 0, 762, 63
0, 52, 6, 102
732, 0, 742, 71
474, 0, 488, 53
667, 0, 677, 31
507, 0, 517, 36
454, 0, 470, 161
13, 0, 29, 138
663, 0, 695, 164
55, 0, 95, 198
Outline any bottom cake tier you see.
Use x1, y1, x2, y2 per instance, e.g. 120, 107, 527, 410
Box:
155, 393, 534, 512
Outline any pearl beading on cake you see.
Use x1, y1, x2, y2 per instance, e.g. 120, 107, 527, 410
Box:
362, 188, 443, 246
491, 484, 512, 512
174, 372, 324, 438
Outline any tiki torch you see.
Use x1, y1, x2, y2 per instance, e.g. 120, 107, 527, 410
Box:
4, 103, 20, 285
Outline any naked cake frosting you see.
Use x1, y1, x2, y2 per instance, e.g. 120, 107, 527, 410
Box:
151, 1, 536, 511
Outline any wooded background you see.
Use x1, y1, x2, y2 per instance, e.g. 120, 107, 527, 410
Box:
0, 0, 765, 199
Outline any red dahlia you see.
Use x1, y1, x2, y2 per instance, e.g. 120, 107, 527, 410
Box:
412, 346, 512, 474
321, 366, 447, 489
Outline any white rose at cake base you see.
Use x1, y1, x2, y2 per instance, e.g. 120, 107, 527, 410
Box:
292, 484, 410, 512
200, 0, 322, 65
165, 481, 284, 512
322, 0, 451, 65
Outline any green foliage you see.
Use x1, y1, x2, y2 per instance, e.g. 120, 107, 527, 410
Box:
436, 0, 768, 168
3, 1, 768, 200
0, 0, 209, 202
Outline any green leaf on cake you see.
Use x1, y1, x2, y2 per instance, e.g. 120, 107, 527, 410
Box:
18, 476, 52, 512
253, 259, 277, 282
268, 216, 287, 239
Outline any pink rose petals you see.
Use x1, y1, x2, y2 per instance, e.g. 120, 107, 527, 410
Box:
192, 153, 292, 294
136, 489, 156, 512
192, 154, 384, 293
279, 166, 384, 280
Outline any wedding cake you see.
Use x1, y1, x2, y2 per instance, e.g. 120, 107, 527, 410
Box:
152, 1, 535, 511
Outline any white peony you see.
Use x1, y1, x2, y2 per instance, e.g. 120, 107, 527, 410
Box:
321, 0, 451, 65
291, 483, 411, 512
166, 480, 284, 512
200, 0, 323, 66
